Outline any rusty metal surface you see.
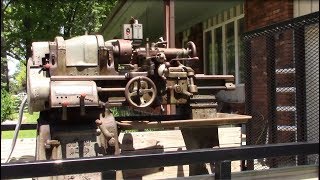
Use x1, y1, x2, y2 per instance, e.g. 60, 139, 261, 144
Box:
181, 126, 220, 176
50, 81, 99, 108
50, 75, 127, 81
97, 87, 126, 92
34, 109, 120, 180
36, 124, 50, 161
117, 113, 251, 130
194, 74, 235, 80
49, 35, 118, 77
24, 17, 251, 179
28, 30, 236, 111
114, 39, 133, 64
98, 47, 119, 75
27, 58, 50, 113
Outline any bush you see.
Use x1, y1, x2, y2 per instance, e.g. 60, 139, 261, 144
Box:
1, 90, 17, 122
110, 107, 143, 117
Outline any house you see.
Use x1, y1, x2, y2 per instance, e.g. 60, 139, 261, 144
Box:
99, 0, 319, 168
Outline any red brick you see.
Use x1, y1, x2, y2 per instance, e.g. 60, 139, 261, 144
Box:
176, 23, 203, 73
277, 111, 296, 126
245, 0, 293, 31
276, 74, 295, 87
277, 131, 296, 143
276, 92, 295, 106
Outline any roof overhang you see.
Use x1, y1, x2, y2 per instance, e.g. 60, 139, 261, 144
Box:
100, 0, 243, 41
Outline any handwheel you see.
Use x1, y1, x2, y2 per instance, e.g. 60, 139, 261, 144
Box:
125, 76, 157, 108
186, 41, 197, 57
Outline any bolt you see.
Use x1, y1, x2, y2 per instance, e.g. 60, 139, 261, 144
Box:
175, 85, 182, 93
44, 144, 51, 149
95, 119, 102, 126
108, 138, 116, 146
44, 64, 51, 69
45, 140, 60, 149
96, 129, 101, 136
62, 102, 69, 107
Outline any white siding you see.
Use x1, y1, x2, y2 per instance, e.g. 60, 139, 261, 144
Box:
294, 0, 319, 17
305, 24, 319, 163
294, 0, 319, 163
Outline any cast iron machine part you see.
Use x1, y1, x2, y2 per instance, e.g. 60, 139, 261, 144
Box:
19, 19, 239, 179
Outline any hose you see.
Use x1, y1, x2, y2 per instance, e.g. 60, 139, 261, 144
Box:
5, 95, 28, 163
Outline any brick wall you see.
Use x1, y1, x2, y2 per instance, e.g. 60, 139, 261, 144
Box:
186, 23, 204, 74
175, 23, 204, 74
175, 32, 183, 48
274, 30, 295, 143
176, 2, 296, 146
247, 36, 270, 146
244, 0, 294, 139
244, 0, 295, 168
245, 0, 293, 31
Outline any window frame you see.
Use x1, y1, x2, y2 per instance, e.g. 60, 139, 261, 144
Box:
203, 14, 245, 85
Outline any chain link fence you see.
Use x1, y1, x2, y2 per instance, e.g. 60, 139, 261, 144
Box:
243, 12, 319, 170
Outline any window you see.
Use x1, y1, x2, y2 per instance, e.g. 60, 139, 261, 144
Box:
204, 15, 245, 84
238, 18, 245, 84
204, 31, 213, 74
213, 27, 223, 75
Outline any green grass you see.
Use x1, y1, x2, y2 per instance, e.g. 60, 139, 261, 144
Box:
1, 112, 39, 139
24, 112, 40, 123
1, 130, 37, 139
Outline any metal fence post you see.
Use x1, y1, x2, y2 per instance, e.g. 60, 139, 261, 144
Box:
243, 38, 254, 170
266, 34, 278, 168
294, 25, 307, 165
215, 160, 231, 180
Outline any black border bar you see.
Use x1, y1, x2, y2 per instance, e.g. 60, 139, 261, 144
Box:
1, 142, 318, 179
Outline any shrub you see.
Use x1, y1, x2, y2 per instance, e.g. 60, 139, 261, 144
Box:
110, 107, 143, 117
1, 90, 17, 122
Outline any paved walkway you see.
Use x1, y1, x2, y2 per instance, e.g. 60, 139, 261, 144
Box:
1, 138, 36, 163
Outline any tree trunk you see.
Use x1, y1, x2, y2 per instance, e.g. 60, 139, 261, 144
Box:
1, 0, 9, 91
23, 0, 32, 61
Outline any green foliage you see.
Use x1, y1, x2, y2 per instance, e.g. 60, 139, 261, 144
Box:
111, 107, 132, 117
2, 0, 117, 91
1, 112, 39, 139
1, 89, 16, 121
10, 112, 39, 123
24, 112, 39, 123
10, 60, 26, 93
15, 61, 26, 88
110, 107, 144, 117
1, 56, 9, 90
3, 0, 118, 62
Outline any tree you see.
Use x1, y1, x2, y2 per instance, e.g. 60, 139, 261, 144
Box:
2, 0, 117, 91
1, 0, 9, 91
10, 59, 26, 93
